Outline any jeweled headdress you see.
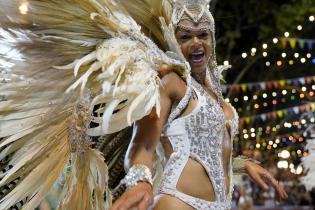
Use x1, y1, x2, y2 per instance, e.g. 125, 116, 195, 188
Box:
170, 0, 214, 32
158, 0, 216, 67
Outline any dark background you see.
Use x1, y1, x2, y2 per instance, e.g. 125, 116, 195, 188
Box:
212, 0, 315, 208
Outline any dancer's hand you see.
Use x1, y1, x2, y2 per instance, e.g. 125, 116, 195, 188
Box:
158, 64, 185, 78
245, 160, 288, 200
158, 64, 173, 78
110, 182, 153, 210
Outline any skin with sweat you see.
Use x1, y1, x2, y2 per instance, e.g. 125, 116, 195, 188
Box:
110, 20, 287, 210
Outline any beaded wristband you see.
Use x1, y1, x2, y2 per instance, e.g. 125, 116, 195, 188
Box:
122, 164, 153, 189
233, 156, 261, 174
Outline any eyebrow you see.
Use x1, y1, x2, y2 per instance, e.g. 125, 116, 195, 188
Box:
177, 28, 191, 33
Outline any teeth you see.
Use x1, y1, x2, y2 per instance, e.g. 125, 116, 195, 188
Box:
191, 52, 204, 55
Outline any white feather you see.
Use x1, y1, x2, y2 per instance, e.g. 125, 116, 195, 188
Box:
102, 100, 120, 133
73, 51, 96, 77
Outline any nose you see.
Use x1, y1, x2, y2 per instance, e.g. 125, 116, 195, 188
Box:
190, 36, 202, 52
192, 36, 202, 45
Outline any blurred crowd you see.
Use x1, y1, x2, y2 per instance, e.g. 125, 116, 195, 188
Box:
233, 175, 315, 209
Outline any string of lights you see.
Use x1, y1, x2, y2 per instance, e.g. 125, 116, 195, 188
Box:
223, 75, 315, 93
233, 15, 315, 68
239, 116, 313, 137
231, 14, 315, 176
239, 103, 315, 125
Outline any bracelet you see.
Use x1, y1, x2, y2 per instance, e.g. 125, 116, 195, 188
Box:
122, 164, 153, 189
233, 156, 261, 174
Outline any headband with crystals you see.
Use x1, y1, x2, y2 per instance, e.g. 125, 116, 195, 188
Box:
170, 0, 214, 32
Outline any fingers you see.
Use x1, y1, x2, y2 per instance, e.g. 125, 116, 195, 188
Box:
274, 183, 288, 200
263, 173, 277, 188
277, 183, 288, 200
253, 174, 269, 191
124, 191, 146, 207
137, 194, 153, 210
246, 162, 288, 200
273, 181, 288, 200
263, 173, 288, 200
158, 64, 172, 78
110, 191, 145, 210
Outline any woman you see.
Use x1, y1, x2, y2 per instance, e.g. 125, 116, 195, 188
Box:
111, 1, 287, 210
0, 0, 286, 209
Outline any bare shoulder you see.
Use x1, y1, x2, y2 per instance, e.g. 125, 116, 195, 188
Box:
159, 72, 187, 101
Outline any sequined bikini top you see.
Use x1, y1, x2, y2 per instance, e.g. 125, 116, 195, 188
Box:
164, 78, 239, 142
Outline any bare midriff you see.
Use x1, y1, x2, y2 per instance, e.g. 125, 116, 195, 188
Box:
161, 137, 231, 203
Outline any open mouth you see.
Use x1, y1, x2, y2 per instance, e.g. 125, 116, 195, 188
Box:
188, 52, 205, 64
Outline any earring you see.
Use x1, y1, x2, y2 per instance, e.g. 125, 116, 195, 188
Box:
207, 55, 224, 107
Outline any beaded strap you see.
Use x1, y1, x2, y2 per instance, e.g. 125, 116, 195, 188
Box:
167, 76, 193, 124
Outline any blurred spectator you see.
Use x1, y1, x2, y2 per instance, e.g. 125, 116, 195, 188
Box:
238, 176, 254, 210
309, 188, 315, 209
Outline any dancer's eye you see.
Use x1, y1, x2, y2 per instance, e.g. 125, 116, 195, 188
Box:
198, 32, 209, 39
180, 34, 191, 40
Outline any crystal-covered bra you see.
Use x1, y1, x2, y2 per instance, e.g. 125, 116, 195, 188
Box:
157, 78, 239, 210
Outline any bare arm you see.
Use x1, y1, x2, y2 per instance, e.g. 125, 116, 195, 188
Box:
244, 160, 288, 200
124, 103, 170, 171
111, 72, 183, 210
